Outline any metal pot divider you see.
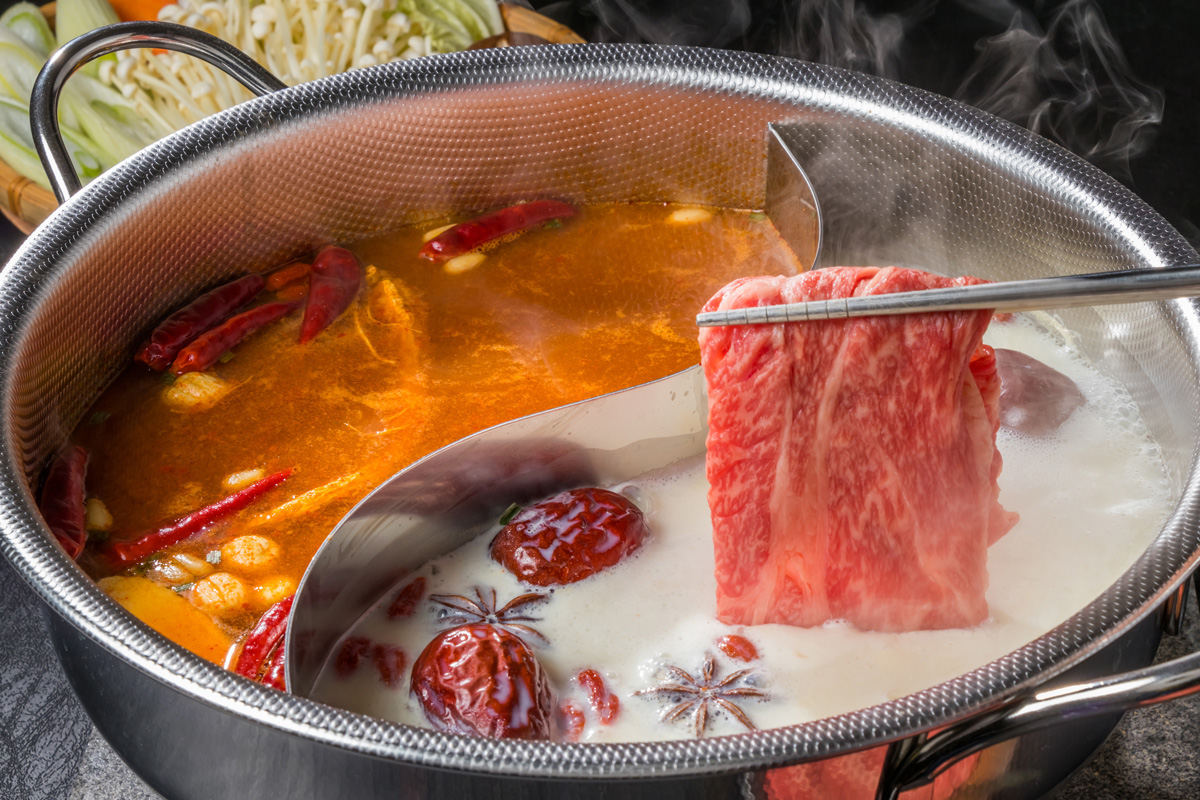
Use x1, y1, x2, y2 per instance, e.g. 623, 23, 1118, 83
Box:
9, 21, 1200, 799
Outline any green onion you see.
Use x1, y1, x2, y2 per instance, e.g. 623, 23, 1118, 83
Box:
0, 96, 103, 190
172, 582, 195, 593
218, 351, 235, 364
749, 212, 767, 221
498, 503, 522, 525
87, 411, 111, 426
61, 74, 157, 168
0, 3, 55, 58
0, 29, 49, 105
544, 219, 563, 229
160, 371, 177, 386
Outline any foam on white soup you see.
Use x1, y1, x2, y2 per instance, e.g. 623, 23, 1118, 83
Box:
311, 313, 1173, 742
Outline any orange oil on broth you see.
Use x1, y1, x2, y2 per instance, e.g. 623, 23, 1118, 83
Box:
72, 203, 802, 663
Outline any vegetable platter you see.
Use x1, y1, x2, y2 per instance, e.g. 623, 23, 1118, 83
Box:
0, 0, 583, 234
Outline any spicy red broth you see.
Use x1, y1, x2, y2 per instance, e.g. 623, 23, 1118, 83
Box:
64, 203, 801, 667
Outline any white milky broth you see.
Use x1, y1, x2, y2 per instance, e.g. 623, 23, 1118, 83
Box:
311, 313, 1173, 742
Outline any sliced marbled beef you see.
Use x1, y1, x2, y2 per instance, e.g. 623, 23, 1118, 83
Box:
699, 267, 1017, 633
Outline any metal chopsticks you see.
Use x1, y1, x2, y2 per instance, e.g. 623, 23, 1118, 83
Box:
695, 264, 1200, 327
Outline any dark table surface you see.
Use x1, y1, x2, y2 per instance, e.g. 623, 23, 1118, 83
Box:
3, 1, 1199, 798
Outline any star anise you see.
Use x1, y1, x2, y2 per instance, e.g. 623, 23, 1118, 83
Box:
429, 586, 549, 645
636, 652, 767, 737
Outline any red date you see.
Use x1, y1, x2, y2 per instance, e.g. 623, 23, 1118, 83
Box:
490, 488, 648, 586
410, 624, 553, 740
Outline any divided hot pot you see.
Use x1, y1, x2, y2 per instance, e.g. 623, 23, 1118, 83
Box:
3, 22, 1200, 799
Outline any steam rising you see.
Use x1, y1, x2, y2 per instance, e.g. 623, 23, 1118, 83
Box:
582, 0, 1162, 179
953, 0, 1162, 177
584, 0, 751, 46
771, 0, 931, 77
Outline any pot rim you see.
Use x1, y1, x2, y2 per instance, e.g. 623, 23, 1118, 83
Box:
2, 42, 1199, 780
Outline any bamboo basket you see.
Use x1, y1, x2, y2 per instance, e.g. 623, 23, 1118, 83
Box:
0, 3, 585, 234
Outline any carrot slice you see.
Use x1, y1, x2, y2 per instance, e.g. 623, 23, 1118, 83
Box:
107, 0, 173, 22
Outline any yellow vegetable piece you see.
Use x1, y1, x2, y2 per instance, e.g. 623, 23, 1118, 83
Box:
444, 252, 486, 275
367, 279, 416, 326
163, 371, 233, 412
224, 468, 266, 491
85, 497, 113, 531
98, 575, 231, 665
668, 207, 713, 225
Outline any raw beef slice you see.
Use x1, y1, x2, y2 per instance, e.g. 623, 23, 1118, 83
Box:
699, 267, 1018, 632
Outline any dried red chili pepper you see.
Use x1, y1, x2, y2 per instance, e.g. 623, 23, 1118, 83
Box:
103, 469, 292, 569
135, 275, 265, 371
170, 299, 303, 375
298, 245, 362, 344
274, 282, 308, 303
419, 201, 576, 262
261, 644, 288, 691
234, 595, 294, 681
37, 445, 89, 560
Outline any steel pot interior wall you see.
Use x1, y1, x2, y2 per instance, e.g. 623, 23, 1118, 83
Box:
2, 43, 1200, 794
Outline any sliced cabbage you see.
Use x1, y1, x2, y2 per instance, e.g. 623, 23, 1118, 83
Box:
424, 0, 492, 43
457, 0, 503, 38
396, 0, 472, 52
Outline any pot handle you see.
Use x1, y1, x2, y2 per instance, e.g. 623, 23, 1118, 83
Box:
876, 584, 1200, 800
31, 21, 288, 203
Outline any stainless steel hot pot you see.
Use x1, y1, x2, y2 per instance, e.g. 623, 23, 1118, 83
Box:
3, 22, 1200, 800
